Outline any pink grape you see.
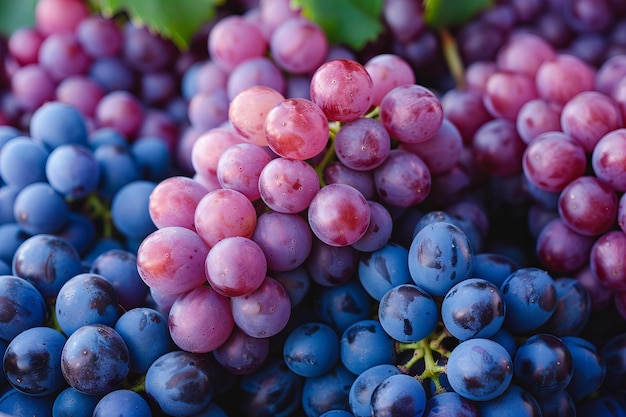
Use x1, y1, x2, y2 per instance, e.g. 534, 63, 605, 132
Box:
270, 17, 328, 74
483, 70, 538, 121
228, 86, 285, 146
515, 98, 562, 144
536, 217, 596, 274
558, 176, 618, 236
208, 15, 267, 72
373, 149, 431, 207
351, 201, 393, 252
472, 118, 526, 177
575, 266, 613, 311
595, 54, 626, 96
310, 59, 374, 122
264, 98, 330, 160
380, 84, 443, 144
258, 157, 320, 214
308, 183, 371, 247
535, 54, 596, 105
592, 128, 626, 192
136, 226, 210, 294
334, 117, 391, 171
205, 236, 267, 297
364, 53, 416, 107
148, 176, 208, 231
440, 88, 493, 144
191, 128, 245, 184
323, 161, 376, 200
168, 285, 234, 353
217, 143, 272, 201
496, 32, 556, 77
231, 277, 291, 338
590, 231, 626, 291
194, 188, 257, 248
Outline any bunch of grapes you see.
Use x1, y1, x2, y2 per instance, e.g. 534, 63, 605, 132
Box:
1, 0, 626, 416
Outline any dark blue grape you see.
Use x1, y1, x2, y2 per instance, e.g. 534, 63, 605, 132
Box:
0, 185, 20, 224
283, 322, 339, 378
130, 136, 171, 181
3, 326, 66, 396
446, 338, 513, 401
188, 402, 229, 417
55, 272, 121, 336
88, 127, 128, 149
305, 237, 360, 287
478, 384, 542, 417
110, 180, 157, 241
513, 333, 573, 397
92, 389, 152, 417
370, 374, 427, 417
90, 248, 148, 310
45, 144, 100, 199
489, 327, 518, 359
600, 332, 626, 395
0, 223, 28, 264
0, 274, 47, 341
12, 233, 82, 300
348, 364, 402, 417
535, 389, 576, 417
313, 279, 372, 335
472, 252, 519, 288
577, 395, 626, 417
29, 101, 89, 150
239, 358, 303, 417
89, 57, 137, 93
540, 277, 591, 337
408, 222, 474, 297
145, 350, 216, 417
319, 411, 354, 417
358, 242, 412, 301
562, 335, 606, 401
500, 267, 557, 334
13, 182, 69, 235
56, 212, 97, 256
340, 319, 396, 375
61, 324, 130, 396
441, 277, 505, 340
93, 144, 141, 201
301, 364, 356, 417
114, 307, 173, 374
378, 283, 438, 343
52, 387, 102, 417
0, 388, 55, 416
0, 137, 48, 189
423, 391, 479, 417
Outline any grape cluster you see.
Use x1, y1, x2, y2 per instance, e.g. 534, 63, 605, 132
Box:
0, 0, 626, 416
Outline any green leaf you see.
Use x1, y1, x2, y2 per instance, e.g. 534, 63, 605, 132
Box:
98, 0, 224, 50
0, 0, 37, 36
291, 0, 384, 50
423, 0, 494, 29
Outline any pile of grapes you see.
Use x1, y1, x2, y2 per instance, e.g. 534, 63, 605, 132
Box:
1, 0, 626, 415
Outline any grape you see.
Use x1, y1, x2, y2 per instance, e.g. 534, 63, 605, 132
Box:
208, 15, 267, 72
592, 128, 626, 192
122, 23, 176, 74
400, 118, 463, 174
446, 338, 513, 401
373, 149, 431, 207
3, 326, 66, 396
145, 350, 215, 416
483, 70, 538, 120
423, 391, 479, 417
258, 157, 321, 214
536, 390, 576, 417
45, 144, 99, 199
349, 364, 403, 417
472, 118, 526, 177
590, 230, 626, 291
0, 389, 55, 417
56, 75, 106, 118
76, 15, 124, 58
136, 226, 210, 294
30, 101, 89, 150
383, 0, 425, 43
228, 86, 285, 146
130, 136, 172, 181
283, 322, 339, 378
370, 374, 426, 417
323, 161, 376, 200
52, 387, 101, 417
535, 54, 596, 105
515, 98, 562, 145
190, 128, 245, 184
535, 218, 596, 274
562, 336, 606, 401
351, 200, 393, 252
441, 278, 506, 341
187, 89, 230, 133
92, 389, 152, 417
301, 364, 356, 417
7, 27, 44, 66
308, 183, 371, 247
13, 182, 69, 235
513, 333, 573, 397
213, 326, 270, 375
0, 223, 28, 265
496, 32, 556, 77
358, 243, 412, 301
339, 319, 396, 375
313, 280, 372, 335
61, 324, 130, 396
305, 237, 359, 287
35, 0, 89, 36
205, 236, 267, 297
273, 266, 311, 308
11, 64, 56, 112
264, 97, 329, 160
38, 33, 91, 82
0, 137, 49, 189
364, 53, 416, 107
270, 18, 328, 74
477, 384, 542, 417
149, 176, 208, 231
93, 144, 141, 200
168, 285, 233, 353
95, 91, 144, 139
216, 142, 272, 200
379, 84, 443, 143
226, 56, 286, 100
334, 117, 390, 171
89, 57, 137, 92
440, 88, 492, 144
378, 284, 439, 343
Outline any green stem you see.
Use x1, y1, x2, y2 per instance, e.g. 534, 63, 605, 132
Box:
314, 122, 341, 187
440, 28, 466, 90
85, 193, 114, 238
364, 106, 380, 119
398, 347, 425, 374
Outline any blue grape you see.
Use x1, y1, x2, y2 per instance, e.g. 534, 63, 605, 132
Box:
61, 324, 129, 396
370, 373, 427, 417
414, 210, 483, 254
93, 144, 141, 201
145, 350, 216, 417
12, 234, 82, 300
408, 222, 474, 297
599, 332, 626, 395
489, 327, 518, 359
92, 389, 152, 417
110, 180, 157, 240
13, 182, 69, 235
52, 387, 102, 417
29, 101, 89, 149
301, 364, 356, 417
348, 364, 402, 417
472, 252, 519, 288
0, 338, 7, 388
540, 277, 591, 337
0, 223, 28, 264
130, 135, 171, 181
45, 144, 100, 198
378, 284, 439, 343
305, 238, 359, 286
114, 307, 173, 375
188, 402, 229, 417
319, 411, 355, 417
3, 326, 66, 396
513, 333, 573, 397
577, 396, 626, 416
88, 127, 128, 149
423, 391, 479, 417
283, 322, 340, 378
56, 212, 97, 256
90, 248, 148, 310
313, 279, 372, 335
446, 338, 513, 401
0, 260, 9, 275
441, 277, 505, 341
358, 242, 412, 301
535, 389, 576, 417
55, 272, 121, 336
340, 319, 396, 375
0, 126, 20, 147
478, 384, 542, 417
82, 237, 125, 266
0, 388, 55, 416
0, 275, 47, 341
239, 358, 303, 417
500, 267, 557, 334
0, 186, 20, 224
562, 336, 606, 401
0, 137, 48, 189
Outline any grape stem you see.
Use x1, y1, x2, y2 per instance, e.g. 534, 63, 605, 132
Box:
396, 329, 451, 390
84, 193, 114, 237
314, 121, 341, 186
439, 28, 466, 90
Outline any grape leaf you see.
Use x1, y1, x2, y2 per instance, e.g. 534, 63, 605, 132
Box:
291, 0, 384, 50
98, 0, 224, 50
0, 0, 37, 36
423, 0, 494, 29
